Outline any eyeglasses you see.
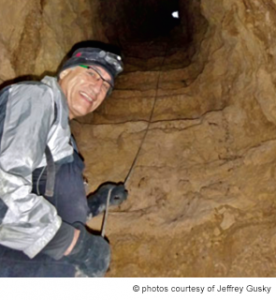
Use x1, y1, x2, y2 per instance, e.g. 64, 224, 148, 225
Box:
79, 64, 113, 95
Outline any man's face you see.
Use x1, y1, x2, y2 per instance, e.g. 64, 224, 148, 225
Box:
59, 65, 112, 119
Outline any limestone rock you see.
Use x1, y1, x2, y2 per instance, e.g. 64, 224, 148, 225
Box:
79, 0, 276, 277
3, 0, 276, 277
0, 0, 103, 83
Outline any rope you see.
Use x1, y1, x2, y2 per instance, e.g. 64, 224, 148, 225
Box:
124, 46, 169, 186
101, 186, 114, 237
101, 44, 169, 236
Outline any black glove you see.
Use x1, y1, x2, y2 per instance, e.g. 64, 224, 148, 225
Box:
88, 183, 128, 217
63, 223, 110, 277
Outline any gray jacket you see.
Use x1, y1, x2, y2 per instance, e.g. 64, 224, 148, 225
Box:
0, 76, 73, 258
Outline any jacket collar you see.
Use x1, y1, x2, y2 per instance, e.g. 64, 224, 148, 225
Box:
41, 76, 69, 115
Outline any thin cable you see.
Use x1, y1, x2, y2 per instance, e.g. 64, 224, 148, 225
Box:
100, 45, 169, 235
101, 186, 114, 237
124, 45, 169, 186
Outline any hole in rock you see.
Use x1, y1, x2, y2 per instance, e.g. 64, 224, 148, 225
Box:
80, 0, 210, 125
98, 0, 208, 59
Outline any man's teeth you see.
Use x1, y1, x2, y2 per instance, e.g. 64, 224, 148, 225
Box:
80, 92, 93, 102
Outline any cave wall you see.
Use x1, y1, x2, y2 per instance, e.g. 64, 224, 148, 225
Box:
90, 0, 276, 126
2, 0, 276, 277
0, 0, 105, 84
74, 0, 276, 276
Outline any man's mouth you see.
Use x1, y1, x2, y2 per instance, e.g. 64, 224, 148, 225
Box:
80, 91, 94, 103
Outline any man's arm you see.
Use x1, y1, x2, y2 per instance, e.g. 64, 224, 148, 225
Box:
0, 83, 66, 258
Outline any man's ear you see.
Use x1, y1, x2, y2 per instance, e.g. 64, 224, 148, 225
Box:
59, 68, 72, 80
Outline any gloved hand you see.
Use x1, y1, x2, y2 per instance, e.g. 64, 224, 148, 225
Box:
63, 223, 110, 277
87, 183, 128, 217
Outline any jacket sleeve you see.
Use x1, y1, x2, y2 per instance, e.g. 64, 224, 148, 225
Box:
0, 83, 62, 258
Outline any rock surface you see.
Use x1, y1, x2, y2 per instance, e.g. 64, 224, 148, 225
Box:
0, 0, 105, 85
2, 0, 276, 277
74, 0, 276, 277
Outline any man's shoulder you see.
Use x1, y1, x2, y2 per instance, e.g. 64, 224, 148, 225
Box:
1, 76, 61, 98
13, 80, 53, 93
0, 80, 57, 115
8, 80, 57, 104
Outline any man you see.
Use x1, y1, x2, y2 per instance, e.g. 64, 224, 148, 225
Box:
0, 47, 127, 277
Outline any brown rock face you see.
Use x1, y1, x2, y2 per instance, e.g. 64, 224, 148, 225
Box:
75, 0, 276, 277
0, 0, 104, 84
2, 0, 276, 277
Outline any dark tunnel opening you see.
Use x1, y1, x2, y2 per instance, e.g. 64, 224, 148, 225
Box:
73, 0, 210, 125
97, 0, 209, 71
99, 0, 181, 43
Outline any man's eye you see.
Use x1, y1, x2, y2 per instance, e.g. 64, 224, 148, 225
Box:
88, 71, 97, 78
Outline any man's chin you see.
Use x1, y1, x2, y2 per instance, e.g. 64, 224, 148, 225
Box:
70, 108, 92, 119
77, 111, 91, 118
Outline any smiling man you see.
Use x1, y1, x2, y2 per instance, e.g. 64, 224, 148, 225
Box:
59, 49, 116, 119
0, 47, 128, 277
